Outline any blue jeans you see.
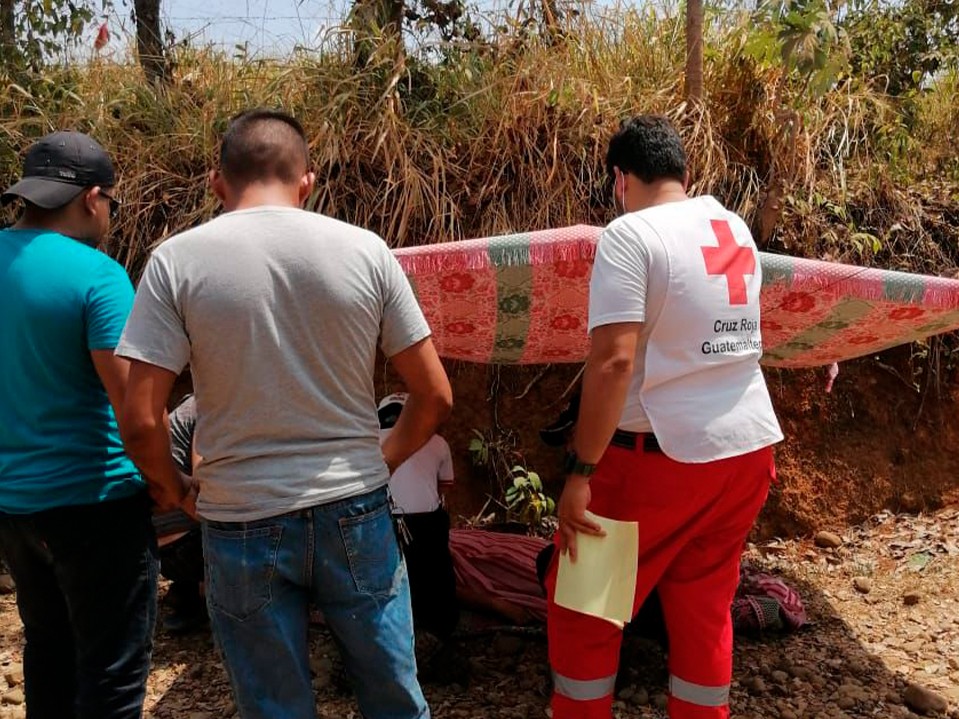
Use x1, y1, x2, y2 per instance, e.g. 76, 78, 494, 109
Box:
202, 486, 429, 719
0, 493, 158, 719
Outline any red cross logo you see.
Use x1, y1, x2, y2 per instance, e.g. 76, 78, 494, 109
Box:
701, 219, 756, 305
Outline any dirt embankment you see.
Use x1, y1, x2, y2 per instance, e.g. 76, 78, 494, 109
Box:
406, 351, 959, 539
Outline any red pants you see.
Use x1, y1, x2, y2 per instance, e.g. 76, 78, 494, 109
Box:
546, 439, 774, 719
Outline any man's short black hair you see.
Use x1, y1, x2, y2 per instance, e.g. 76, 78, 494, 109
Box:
605, 115, 687, 184
219, 109, 310, 187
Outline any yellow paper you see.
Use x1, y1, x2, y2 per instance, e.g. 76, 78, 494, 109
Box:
554, 511, 638, 627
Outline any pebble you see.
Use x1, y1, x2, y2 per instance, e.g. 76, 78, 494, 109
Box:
814, 531, 843, 549
853, 576, 872, 594
745, 676, 767, 694
631, 688, 649, 706
651, 693, 668, 710
904, 592, 923, 606
0, 577, 13, 596
903, 683, 948, 715
2, 666, 22, 688
771, 670, 789, 684
0, 690, 23, 706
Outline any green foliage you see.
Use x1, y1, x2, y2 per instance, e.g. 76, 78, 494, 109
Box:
0, 0, 98, 71
743, 0, 850, 96
467, 428, 495, 468
845, 0, 959, 98
469, 429, 555, 530
504, 465, 556, 527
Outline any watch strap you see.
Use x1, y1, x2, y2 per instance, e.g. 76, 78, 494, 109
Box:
564, 451, 597, 477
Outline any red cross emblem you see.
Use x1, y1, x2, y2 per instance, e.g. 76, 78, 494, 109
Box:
701, 219, 756, 305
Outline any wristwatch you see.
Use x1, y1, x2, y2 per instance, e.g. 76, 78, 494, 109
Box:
563, 450, 597, 478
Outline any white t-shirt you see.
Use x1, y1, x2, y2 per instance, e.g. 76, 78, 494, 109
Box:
117, 207, 431, 521
381, 429, 454, 514
588, 196, 783, 463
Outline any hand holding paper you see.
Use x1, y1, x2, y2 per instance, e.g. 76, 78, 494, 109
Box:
556, 476, 605, 561
554, 511, 639, 627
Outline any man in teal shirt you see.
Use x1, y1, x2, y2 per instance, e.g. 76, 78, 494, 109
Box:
0, 132, 163, 719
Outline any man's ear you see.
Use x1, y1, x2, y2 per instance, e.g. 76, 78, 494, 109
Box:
298, 171, 316, 207
683, 169, 691, 191
209, 169, 227, 204
82, 187, 101, 216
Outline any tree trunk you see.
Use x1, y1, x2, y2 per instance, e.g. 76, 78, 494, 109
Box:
0, 0, 15, 59
684, 0, 704, 103
133, 0, 171, 85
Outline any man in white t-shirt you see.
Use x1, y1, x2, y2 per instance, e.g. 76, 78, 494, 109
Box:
545, 116, 783, 719
378, 393, 459, 653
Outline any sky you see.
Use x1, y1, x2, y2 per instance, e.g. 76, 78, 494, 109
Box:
100, 0, 644, 56
160, 0, 346, 51
100, 0, 353, 55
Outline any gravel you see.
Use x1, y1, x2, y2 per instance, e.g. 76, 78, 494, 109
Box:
0, 505, 957, 719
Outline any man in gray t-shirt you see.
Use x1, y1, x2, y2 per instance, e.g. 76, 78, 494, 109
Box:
116, 110, 452, 719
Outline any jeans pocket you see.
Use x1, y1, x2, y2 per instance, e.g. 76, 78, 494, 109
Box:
203, 524, 283, 622
338, 502, 402, 597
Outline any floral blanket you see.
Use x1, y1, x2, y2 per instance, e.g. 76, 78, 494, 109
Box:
394, 225, 959, 367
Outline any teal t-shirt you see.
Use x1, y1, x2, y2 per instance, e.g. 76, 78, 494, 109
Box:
0, 228, 143, 513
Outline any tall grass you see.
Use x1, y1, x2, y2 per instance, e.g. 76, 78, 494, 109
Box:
1, 3, 957, 278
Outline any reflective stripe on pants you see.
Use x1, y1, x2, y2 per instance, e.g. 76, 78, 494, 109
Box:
553, 672, 616, 702
670, 675, 730, 707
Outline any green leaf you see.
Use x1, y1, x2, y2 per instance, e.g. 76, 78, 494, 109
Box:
908, 552, 933, 571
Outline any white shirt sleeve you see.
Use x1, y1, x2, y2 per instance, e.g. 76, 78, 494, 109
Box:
437, 437, 454, 484
587, 220, 651, 333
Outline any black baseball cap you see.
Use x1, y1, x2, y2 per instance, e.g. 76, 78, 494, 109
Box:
2, 131, 115, 209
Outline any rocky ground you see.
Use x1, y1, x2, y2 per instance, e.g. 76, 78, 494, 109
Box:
0, 504, 957, 719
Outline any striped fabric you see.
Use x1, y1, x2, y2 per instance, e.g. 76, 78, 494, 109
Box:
394, 225, 959, 367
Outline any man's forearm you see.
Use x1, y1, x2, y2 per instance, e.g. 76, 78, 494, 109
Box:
381, 393, 451, 473
572, 357, 633, 465
125, 425, 188, 510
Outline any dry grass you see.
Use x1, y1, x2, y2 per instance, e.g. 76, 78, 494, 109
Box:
0, 4, 957, 278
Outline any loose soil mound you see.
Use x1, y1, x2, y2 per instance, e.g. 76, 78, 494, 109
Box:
421, 352, 959, 540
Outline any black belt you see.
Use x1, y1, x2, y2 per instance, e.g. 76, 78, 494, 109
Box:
611, 429, 662, 453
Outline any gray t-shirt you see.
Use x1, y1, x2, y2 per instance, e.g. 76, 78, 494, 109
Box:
117, 207, 430, 521
168, 394, 196, 476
